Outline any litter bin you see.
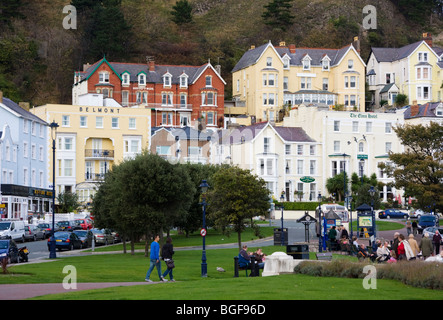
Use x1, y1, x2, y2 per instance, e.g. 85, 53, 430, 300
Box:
273, 228, 288, 246
287, 244, 309, 259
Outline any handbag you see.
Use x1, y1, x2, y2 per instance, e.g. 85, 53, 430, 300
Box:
166, 259, 175, 269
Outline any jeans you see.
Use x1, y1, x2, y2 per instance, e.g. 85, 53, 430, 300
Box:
145, 259, 162, 280
163, 262, 174, 280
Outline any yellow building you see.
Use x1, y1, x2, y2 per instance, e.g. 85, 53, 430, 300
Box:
367, 33, 443, 108
32, 104, 151, 207
232, 39, 366, 123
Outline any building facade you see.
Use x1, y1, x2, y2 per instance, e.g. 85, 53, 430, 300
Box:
367, 33, 443, 109
32, 103, 151, 208
73, 57, 226, 130
231, 39, 366, 124
0, 92, 52, 220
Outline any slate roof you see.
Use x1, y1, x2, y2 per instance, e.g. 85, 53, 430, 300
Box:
403, 102, 443, 119
0, 97, 47, 125
151, 126, 212, 141
370, 41, 443, 63
77, 58, 224, 85
232, 41, 354, 72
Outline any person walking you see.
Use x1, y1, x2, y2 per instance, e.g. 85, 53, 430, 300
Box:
162, 237, 175, 282
419, 232, 433, 260
145, 234, 166, 282
405, 219, 412, 236
408, 234, 420, 258
432, 230, 442, 256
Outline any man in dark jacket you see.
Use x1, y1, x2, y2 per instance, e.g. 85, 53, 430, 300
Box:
432, 230, 442, 255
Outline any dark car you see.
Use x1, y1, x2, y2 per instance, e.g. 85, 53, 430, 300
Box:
30, 225, 45, 240
0, 239, 19, 263
422, 227, 443, 245
378, 209, 409, 219
73, 229, 94, 248
417, 215, 439, 234
56, 220, 80, 232
36, 223, 52, 238
47, 231, 82, 251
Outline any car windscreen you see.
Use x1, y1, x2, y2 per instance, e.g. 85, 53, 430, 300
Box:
420, 216, 435, 222
74, 231, 87, 236
0, 222, 11, 231
54, 232, 70, 238
0, 241, 9, 249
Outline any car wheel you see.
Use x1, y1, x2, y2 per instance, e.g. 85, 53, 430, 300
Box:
403, 215, 408, 219
387, 215, 391, 219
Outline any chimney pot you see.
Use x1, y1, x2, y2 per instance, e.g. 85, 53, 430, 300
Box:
279, 41, 286, 46
250, 45, 255, 50
148, 60, 155, 71
289, 44, 296, 54
423, 32, 433, 47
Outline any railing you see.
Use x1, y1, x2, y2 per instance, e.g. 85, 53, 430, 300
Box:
84, 149, 114, 158
85, 172, 105, 181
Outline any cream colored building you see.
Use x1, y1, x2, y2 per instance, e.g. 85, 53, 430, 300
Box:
231, 39, 366, 124
32, 103, 151, 206
284, 105, 405, 201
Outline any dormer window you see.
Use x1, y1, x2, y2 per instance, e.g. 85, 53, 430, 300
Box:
283, 56, 290, 69
302, 55, 311, 70
436, 103, 443, 116
322, 56, 330, 71
138, 73, 146, 86
179, 73, 188, 88
122, 72, 130, 86
99, 72, 109, 83
163, 72, 172, 87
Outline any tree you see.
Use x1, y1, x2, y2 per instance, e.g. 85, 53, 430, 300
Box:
395, 94, 408, 108
56, 191, 81, 213
378, 122, 443, 212
206, 166, 270, 250
326, 172, 349, 202
171, 0, 193, 25
262, 0, 295, 32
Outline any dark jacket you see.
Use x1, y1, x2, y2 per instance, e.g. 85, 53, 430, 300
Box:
162, 243, 174, 260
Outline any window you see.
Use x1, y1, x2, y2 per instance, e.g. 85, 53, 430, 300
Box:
31, 122, 36, 135
259, 159, 265, 175
156, 146, 171, 156
266, 57, 272, 67
352, 121, 359, 133
205, 76, 212, 87
96, 117, 103, 128
322, 58, 330, 71
285, 144, 291, 155
202, 92, 216, 106
180, 75, 188, 88
23, 142, 28, 158
417, 86, 430, 100
188, 146, 202, 156
385, 142, 392, 153
163, 74, 171, 87
283, 57, 290, 69
297, 160, 303, 175
418, 52, 428, 62
385, 122, 392, 133
136, 92, 147, 104
283, 77, 288, 90
310, 160, 316, 175
302, 56, 311, 70
301, 77, 311, 89
416, 67, 430, 80
297, 145, 303, 155
62, 115, 70, 127
39, 146, 43, 161
207, 112, 215, 125
162, 93, 173, 105
80, 116, 87, 127
138, 73, 146, 85
350, 76, 356, 88
366, 121, 372, 133
112, 117, 119, 129
31, 144, 36, 159
64, 137, 73, 150
264, 137, 270, 153
348, 59, 354, 69
122, 91, 129, 106
268, 74, 275, 86
310, 145, 316, 155
334, 140, 340, 152
322, 78, 328, 91
122, 73, 130, 86
266, 159, 273, 175
99, 72, 109, 83
359, 142, 364, 153
333, 121, 340, 132
64, 159, 73, 177
129, 118, 136, 129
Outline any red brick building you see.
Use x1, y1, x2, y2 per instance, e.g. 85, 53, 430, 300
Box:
73, 57, 226, 129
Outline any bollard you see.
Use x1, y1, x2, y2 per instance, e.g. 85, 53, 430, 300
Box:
234, 256, 239, 277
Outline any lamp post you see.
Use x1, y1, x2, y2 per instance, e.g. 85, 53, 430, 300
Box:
280, 193, 285, 246
317, 193, 322, 252
369, 186, 376, 238
199, 179, 210, 277
49, 120, 59, 259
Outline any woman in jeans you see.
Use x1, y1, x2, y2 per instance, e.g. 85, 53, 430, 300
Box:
162, 237, 175, 282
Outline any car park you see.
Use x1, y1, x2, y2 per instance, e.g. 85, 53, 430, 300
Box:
47, 231, 82, 251
378, 209, 409, 219
91, 228, 114, 245
73, 229, 94, 248
0, 239, 19, 263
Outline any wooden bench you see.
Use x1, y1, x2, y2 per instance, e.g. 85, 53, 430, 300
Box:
234, 256, 260, 277
315, 252, 333, 261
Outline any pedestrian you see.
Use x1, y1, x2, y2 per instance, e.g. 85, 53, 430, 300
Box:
145, 234, 167, 282
432, 230, 442, 255
419, 232, 433, 260
411, 220, 418, 235
405, 219, 412, 236
340, 225, 349, 239
398, 234, 414, 260
391, 232, 400, 258
162, 237, 175, 282
408, 234, 420, 258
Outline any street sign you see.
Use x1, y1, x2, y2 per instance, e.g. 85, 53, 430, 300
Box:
200, 228, 207, 237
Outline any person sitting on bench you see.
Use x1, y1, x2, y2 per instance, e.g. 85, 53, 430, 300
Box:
238, 244, 252, 268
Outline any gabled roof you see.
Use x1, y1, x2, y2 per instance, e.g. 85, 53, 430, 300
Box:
370, 40, 440, 63
0, 97, 47, 125
403, 102, 443, 119
151, 126, 212, 141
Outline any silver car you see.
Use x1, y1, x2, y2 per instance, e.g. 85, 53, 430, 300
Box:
91, 228, 114, 245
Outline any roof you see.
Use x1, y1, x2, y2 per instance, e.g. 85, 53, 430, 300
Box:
370, 40, 442, 63
0, 97, 47, 125
403, 102, 443, 119
151, 126, 212, 141
232, 41, 358, 72
379, 83, 398, 94
77, 57, 226, 85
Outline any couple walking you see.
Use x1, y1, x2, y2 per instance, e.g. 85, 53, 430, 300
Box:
145, 235, 175, 282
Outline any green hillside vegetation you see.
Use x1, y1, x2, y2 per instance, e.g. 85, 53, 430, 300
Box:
0, 0, 442, 106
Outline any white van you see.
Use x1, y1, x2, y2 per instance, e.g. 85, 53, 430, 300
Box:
0, 220, 26, 242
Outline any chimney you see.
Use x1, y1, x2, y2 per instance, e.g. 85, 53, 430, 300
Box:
410, 104, 419, 117
353, 36, 361, 54
279, 41, 286, 47
83, 63, 90, 72
215, 64, 221, 75
19, 102, 30, 111
288, 44, 296, 54
249, 45, 255, 50
423, 32, 432, 47
148, 60, 155, 72
0, 90, 3, 103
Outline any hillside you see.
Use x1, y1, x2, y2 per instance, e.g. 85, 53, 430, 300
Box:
0, 0, 442, 106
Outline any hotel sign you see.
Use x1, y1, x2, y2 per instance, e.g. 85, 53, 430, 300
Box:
300, 176, 315, 183
350, 113, 378, 119
79, 106, 120, 114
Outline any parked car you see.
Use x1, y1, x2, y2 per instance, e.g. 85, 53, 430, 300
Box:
0, 220, 26, 242
417, 215, 439, 234
73, 229, 94, 248
74, 218, 93, 230
422, 227, 443, 245
23, 225, 36, 241
0, 239, 19, 263
56, 220, 80, 232
378, 209, 409, 219
47, 231, 82, 251
91, 228, 114, 245
36, 223, 52, 238
30, 225, 45, 240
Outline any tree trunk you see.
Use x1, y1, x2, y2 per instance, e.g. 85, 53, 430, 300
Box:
237, 231, 242, 252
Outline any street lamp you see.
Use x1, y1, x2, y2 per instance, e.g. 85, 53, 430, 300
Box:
317, 193, 322, 252
199, 179, 210, 277
280, 192, 285, 246
49, 120, 59, 259
369, 186, 376, 238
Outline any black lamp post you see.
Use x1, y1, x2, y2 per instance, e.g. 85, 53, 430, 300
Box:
49, 120, 59, 259
369, 186, 376, 238
280, 193, 285, 246
317, 193, 322, 252
199, 180, 210, 277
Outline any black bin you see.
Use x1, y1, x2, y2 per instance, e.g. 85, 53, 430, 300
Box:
287, 244, 309, 259
273, 228, 288, 246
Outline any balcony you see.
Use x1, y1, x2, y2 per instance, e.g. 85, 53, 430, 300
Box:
84, 149, 114, 159
84, 172, 105, 181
